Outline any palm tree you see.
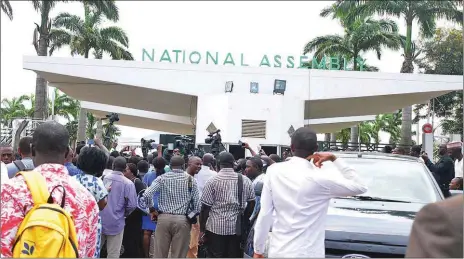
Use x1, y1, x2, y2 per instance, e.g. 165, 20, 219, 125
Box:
85, 112, 121, 148
86, 112, 97, 140
49, 4, 133, 59
0, 95, 30, 127
49, 3, 132, 142
50, 88, 80, 121
304, 14, 402, 147
31, 0, 119, 121
1, 0, 12, 20
65, 119, 78, 147
336, 128, 351, 149
326, 0, 463, 150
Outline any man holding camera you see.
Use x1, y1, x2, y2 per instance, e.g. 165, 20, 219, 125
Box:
143, 155, 201, 258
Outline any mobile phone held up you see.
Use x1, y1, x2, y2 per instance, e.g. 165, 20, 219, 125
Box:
87, 139, 95, 146
238, 140, 245, 147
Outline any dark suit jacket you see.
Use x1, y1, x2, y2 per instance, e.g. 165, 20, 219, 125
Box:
406, 195, 463, 258
425, 155, 455, 187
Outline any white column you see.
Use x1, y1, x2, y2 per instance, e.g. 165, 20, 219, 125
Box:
76, 108, 87, 142
96, 119, 103, 139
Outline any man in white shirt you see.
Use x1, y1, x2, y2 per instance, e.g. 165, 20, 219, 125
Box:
448, 141, 463, 178
195, 153, 217, 196
253, 127, 368, 258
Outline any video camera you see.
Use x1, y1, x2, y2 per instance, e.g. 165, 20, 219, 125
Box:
205, 129, 224, 157
174, 135, 196, 160
106, 113, 119, 124
141, 138, 156, 159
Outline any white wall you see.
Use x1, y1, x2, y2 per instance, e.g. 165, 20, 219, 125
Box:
195, 93, 304, 151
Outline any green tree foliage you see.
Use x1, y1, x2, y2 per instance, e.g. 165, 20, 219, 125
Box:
303, 16, 402, 71
308, 6, 403, 146
1, 95, 31, 127
0, 92, 81, 142
49, 3, 133, 60
85, 112, 121, 148
31, 0, 119, 120
414, 28, 463, 135
325, 0, 463, 149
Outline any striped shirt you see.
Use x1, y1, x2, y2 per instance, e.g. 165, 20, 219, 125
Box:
201, 168, 255, 235
143, 169, 200, 216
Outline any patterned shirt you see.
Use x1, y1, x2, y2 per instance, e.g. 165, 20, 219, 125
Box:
0, 164, 99, 258
143, 169, 200, 216
65, 162, 83, 177
201, 168, 255, 235
73, 172, 108, 258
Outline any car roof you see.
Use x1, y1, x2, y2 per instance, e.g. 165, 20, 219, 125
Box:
331, 151, 423, 162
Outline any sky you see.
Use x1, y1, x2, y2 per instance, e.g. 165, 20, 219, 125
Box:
0, 1, 456, 143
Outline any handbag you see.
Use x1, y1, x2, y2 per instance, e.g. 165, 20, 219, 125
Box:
235, 174, 250, 251
186, 176, 198, 224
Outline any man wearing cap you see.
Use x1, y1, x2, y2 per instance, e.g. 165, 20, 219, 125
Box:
448, 141, 463, 178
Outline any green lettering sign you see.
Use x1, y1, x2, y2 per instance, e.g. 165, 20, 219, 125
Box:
274, 55, 282, 68
223, 53, 235, 66
141, 48, 366, 71
286, 56, 294, 68
312, 56, 326, 69
160, 50, 172, 62
189, 51, 201, 64
259, 55, 270, 67
329, 56, 340, 70
206, 51, 218, 65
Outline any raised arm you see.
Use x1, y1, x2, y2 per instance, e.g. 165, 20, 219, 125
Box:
310, 153, 368, 197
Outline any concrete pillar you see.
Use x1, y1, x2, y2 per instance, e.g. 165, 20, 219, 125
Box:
96, 119, 103, 139
76, 108, 87, 142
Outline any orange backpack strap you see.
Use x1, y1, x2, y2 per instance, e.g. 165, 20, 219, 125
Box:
17, 171, 50, 205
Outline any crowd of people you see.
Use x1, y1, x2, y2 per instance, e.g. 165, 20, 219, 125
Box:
0, 121, 462, 258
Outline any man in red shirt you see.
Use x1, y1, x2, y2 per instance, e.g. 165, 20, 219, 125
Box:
1, 121, 100, 258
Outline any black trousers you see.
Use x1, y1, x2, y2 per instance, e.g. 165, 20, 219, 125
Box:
206, 231, 242, 258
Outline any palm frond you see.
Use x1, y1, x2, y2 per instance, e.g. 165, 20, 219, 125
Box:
303, 35, 344, 55
48, 28, 72, 56
84, 0, 119, 22
53, 12, 84, 34
1, 0, 13, 20
100, 26, 129, 47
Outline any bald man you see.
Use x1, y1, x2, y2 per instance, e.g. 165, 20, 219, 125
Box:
187, 156, 202, 177
143, 155, 200, 258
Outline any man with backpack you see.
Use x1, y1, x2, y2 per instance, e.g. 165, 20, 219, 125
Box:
6, 136, 34, 178
0, 121, 100, 258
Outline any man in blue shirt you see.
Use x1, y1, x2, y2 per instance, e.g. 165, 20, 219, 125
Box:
7, 136, 34, 178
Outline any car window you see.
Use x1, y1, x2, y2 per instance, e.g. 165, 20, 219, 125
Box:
329, 158, 441, 203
